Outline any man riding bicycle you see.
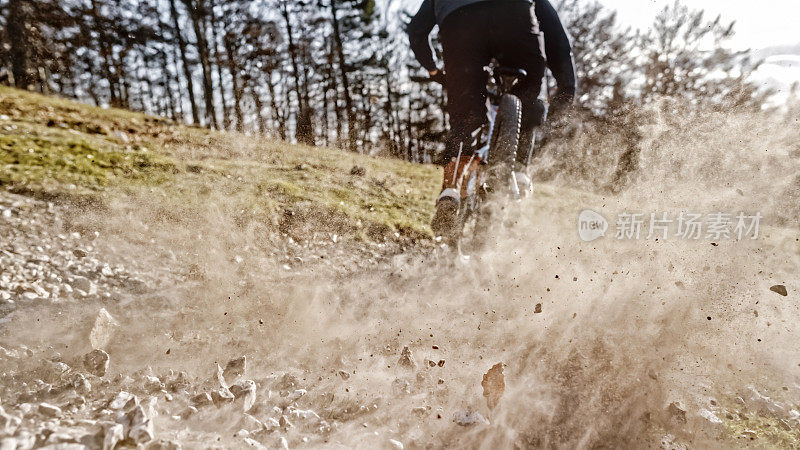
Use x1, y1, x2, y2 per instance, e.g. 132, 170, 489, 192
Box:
406, 0, 577, 236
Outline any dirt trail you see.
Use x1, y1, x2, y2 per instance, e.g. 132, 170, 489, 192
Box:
2, 106, 800, 449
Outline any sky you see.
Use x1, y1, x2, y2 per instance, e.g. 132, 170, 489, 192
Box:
399, 0, 800, 50
604, 0, 800, 50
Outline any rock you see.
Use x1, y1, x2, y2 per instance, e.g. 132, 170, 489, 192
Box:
276, 436, 289, 450
0, 406, 21, 433
210, 388, 235, 406
89, 309, 118, 350
129, 420, 154, 444
770, 285, 788, 296
398, 346, 415, 369
223, 356, 247, 384
481, 363, 505, 410
39, 402, 62, 417
120, 404, 148, 431
144, 376, 164, 391
101, 423, 123, 450
146, 440, 181, 450
388, 439, 404, 450
453, 410, 489, 426
667, 402, 687, 423
179, 406, 197, 419
108, 391, 134, 410
83, 349, 110, 377
190, 392, 213, 407
71, 374, 91, 393
230, 380, 257, 412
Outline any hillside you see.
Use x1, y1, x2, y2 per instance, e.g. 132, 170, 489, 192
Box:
1, 89, 800, 449
0, 87, 440, 242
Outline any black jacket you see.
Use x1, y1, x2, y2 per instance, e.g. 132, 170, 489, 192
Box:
407, 0, 576, 98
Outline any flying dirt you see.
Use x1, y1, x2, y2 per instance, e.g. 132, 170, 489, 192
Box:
1, 95, 800, 449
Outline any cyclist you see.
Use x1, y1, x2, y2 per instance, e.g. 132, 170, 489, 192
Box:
406, 0, 576, 235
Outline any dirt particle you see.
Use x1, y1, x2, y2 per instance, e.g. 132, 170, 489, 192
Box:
398, 346, 415, 369
770, 285, 788, 296
481, 363, 505, 409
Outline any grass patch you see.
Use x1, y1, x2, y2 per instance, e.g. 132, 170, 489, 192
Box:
0, 133, 176, 191
0, 86, 440, 239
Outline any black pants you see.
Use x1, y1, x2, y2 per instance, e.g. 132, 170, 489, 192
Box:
439, 0, 546, 165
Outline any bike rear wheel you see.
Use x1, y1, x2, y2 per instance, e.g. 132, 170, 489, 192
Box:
487, 94, 522, 194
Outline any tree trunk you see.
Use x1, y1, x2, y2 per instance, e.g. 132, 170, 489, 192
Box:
224, 36, 244, 132
89, 0, 120, 106
208, 0, 230, 129
329, 0, 357, 151
326, 41, 343, 146
158, 48, 178, 121
184, 0, 218, 128
278, 0, 314, 146
248, 82, 267, 135
265, 72, 286, 141
169, 0, 200, 124
6, 0, 32, 89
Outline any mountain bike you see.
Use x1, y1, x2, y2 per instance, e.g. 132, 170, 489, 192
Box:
412, 63, 532, 251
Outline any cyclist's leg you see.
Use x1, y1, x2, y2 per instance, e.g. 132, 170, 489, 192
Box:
432, 5, 492, 237
490, 2, 547, 166
439, 4, 491, 164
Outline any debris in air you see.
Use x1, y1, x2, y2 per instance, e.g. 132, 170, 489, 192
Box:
454, 410, 489, 426
770, 285, 788, 296
398, 346, 416, 369
481, 363, 505, 409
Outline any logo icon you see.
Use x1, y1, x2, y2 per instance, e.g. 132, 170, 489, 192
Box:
578, 210, 608, 242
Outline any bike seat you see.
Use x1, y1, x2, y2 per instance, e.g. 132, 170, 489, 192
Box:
495, 67, 527, 80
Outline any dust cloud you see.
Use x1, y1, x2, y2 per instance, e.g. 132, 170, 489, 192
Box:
1, 104, 799, 448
